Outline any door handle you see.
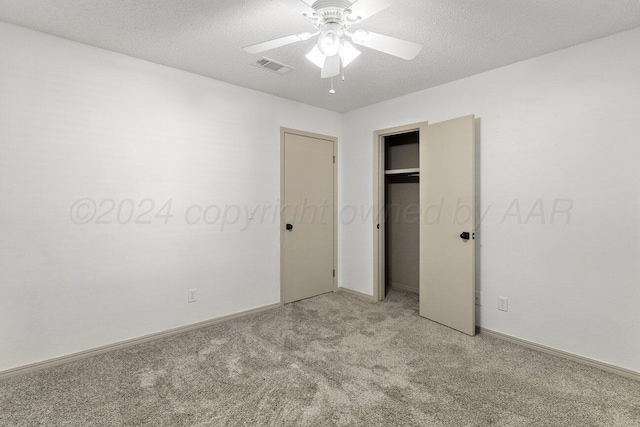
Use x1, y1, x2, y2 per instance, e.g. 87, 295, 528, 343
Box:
460, 232, 470, 240
286, 224, 293, 231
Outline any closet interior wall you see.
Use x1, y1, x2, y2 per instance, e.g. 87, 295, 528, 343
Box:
384, 132, 420, 295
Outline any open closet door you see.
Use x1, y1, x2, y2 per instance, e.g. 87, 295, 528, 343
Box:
419, 115, 476, 336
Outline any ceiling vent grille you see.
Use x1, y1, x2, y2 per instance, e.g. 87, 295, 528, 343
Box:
252, 57, 294, 75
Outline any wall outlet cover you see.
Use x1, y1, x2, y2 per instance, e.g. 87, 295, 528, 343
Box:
188, 288, 197, 303
498, 296, 508, 312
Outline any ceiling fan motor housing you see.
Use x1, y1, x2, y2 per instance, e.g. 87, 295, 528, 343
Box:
312, 0, 352, 12
312, 0, 353, 24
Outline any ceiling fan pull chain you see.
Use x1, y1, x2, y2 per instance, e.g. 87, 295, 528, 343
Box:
329, 77, 336, 94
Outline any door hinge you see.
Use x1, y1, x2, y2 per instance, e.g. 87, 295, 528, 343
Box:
333, 155, 335, 163
333, 269, 335, 277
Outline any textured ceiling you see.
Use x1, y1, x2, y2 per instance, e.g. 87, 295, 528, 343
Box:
0, 0, 639, 113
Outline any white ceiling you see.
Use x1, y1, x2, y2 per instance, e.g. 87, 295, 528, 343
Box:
1, 0, 639, 113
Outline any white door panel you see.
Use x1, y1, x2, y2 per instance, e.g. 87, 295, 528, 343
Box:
420, 116, 476, 336
283, 132, 335, 303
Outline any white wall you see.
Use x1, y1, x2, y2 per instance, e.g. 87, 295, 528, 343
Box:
339, 28, 640, 373
0, 22, 341, 372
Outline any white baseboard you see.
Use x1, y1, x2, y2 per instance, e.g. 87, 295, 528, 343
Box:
6, 302, 635, 383
336, 286, 376, 301
388, 281, 419, 294
479, 327, 639, 382
0, 302, 282, 381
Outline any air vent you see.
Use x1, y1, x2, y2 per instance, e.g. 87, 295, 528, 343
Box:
252, 57, 294, 75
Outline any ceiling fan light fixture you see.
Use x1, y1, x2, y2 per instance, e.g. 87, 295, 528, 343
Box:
307, 42, 361, 70
339, 41, 360, 67
317, 29, 342, 57
305, 45, 327, 68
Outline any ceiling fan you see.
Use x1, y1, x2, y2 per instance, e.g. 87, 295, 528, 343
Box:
243, 0, 422, 90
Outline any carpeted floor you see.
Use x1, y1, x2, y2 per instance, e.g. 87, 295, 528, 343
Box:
1, 290, 639, 426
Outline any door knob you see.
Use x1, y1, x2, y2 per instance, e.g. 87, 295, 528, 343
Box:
460, 232, 470, 240
286, 224, 293, 231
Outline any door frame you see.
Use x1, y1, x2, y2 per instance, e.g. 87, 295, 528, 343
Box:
280, 127, 338, 305
372, 121, 428, 301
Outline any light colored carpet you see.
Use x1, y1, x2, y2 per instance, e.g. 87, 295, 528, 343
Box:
1, 290, 639, 426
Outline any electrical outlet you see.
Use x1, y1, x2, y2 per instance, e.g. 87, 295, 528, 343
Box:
475, 292, 482, 306
498, 296, 508, 312
188, 288, 197, 303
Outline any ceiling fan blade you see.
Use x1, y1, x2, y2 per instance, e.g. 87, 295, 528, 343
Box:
243, 34, 305, 54
278, 0, 316, 18
321, 55, 341, 78
347, 0, 398, 22
351, 31, 422, 60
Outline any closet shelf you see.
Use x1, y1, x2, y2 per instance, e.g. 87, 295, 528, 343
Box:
385, 168, 420, 176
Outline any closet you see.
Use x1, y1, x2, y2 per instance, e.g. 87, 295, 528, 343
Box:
375, 116, 476, 336
384, 131, 420, 296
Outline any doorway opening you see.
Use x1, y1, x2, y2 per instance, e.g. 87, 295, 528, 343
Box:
384, 131, 420, 297
373, 122, 426, 302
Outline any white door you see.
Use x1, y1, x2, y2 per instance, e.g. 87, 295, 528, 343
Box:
282, 130, 335, 304
419, 115, 476, 336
